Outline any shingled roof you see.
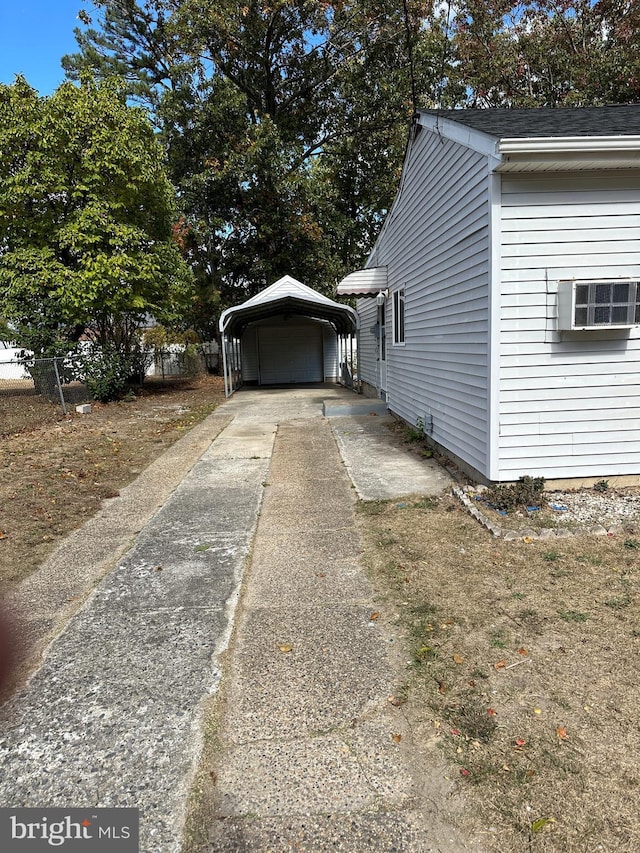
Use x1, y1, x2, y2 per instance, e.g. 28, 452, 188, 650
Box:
421, 105, 640, 138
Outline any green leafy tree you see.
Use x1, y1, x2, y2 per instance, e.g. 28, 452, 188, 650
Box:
453, 0, 640, 107
0, 76, 193, 362
64, 1, 459, 306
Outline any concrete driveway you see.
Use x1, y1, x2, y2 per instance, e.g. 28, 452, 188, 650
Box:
0, 386, 462, 853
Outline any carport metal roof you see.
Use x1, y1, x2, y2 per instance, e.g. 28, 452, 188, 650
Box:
219, 275, 358, 336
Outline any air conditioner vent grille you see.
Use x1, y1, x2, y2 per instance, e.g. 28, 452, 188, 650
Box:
557, 279, 640, 330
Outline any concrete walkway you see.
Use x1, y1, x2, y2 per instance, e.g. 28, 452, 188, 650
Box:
0, 386, 460, 852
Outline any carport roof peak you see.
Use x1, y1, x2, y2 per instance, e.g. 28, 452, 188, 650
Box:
242, 275, 337, 306
219, 275, 357, 336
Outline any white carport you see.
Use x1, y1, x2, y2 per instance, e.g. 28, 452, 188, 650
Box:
219, 275, 358, 397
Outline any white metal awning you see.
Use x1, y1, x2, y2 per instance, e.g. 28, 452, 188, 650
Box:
336, 267, 388, 297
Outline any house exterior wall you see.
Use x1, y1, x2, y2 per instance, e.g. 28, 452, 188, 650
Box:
355, 298, 379, 394
365, 127, 492, 476
498, 171, 640, 479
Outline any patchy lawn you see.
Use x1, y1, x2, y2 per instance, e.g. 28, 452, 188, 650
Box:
0, 375, 225, 591
358, 494, 640, 853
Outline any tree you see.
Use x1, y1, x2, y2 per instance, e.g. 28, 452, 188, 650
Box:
453, 0, 640, 107
63, 1, 459, 306
0, 76, 193, 361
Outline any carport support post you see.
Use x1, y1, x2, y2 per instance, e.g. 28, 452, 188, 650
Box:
222, 332, 230, 397
350, 333, 355, 391
234, 337, 241, 390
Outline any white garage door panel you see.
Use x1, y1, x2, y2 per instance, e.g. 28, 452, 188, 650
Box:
258, 325, 323, 384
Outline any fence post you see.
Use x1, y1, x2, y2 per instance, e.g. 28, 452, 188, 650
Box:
52, 358, 68, 415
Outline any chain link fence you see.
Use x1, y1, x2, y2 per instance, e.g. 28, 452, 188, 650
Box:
0, 358, 89, 415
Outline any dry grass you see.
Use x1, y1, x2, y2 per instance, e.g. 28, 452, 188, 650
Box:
358, 495, 640, 853
0, 375, 225, 591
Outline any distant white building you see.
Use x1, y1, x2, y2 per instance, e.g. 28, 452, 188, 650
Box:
338, 106, 640, 484
0, 342, 29, 380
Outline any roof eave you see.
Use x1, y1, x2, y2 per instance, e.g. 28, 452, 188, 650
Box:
499, 135, 640, 154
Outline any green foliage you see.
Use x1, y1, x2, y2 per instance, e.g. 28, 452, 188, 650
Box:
57, 0, 640, 320
453, 0, 640, 107
0, 76, 193, 358
79, 347, 133, 402
593, 480, 610, 493
406, 417, 426, 442
485, 476, 547, 513
64, 1, 461, 305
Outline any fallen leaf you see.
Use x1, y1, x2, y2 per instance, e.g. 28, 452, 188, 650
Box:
0, 531, 7, 539
453, 654, 464, 664
494, 659, 507, 670
438, 681, 447, 694
459, 768, 470, 777
154, 565, 163, 572
278, 643, 293, 653
502, 764, 511, 772
370, 611, 380, 621
487, 708, 497, 716
523, 536, 533, 544
391, 732, 402, 743
514, 738, 527, 748
387, 695, 406, 707
451, 728, 461, 736
556, 726, 568, 740
533, 707, 542, 715
531, 816, 555, 833
518, 647, 528, 656
456, 746, 463, 754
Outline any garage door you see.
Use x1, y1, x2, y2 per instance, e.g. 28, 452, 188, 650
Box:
258, 324, 323, 384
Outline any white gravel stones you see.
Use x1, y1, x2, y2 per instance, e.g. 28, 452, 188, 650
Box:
545, 489, 640, 528
455, 484, 640, 539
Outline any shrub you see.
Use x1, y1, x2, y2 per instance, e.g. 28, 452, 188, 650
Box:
485, 475, 546, 513
80, 347, 133, 402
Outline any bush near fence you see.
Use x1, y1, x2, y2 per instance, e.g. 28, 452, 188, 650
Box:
0, 345, 216, 415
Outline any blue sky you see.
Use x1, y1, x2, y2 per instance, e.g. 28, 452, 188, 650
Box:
0, 1, 84, 94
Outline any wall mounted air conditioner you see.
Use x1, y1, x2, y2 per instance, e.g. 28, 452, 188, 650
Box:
557, 279, 640, 331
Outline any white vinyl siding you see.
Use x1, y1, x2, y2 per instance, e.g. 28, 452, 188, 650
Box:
369, 129, 491, 474
322, 324, 339, 380
241, 327, 259, 381
356, 298, 380, 390
498, 171, 640, 479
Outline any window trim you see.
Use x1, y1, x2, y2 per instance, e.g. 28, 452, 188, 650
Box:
393, 287, 405, 345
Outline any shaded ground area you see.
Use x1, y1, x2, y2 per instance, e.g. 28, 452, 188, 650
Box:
0, 375, 224, 590
359, 494, 640, 853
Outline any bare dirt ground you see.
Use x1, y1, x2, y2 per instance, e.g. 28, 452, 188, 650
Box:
0, 375, 225, 592
359, 494, 640, 853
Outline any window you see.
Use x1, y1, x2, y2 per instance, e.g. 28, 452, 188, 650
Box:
393, 287, 405, 344
557, 279, 640, 330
